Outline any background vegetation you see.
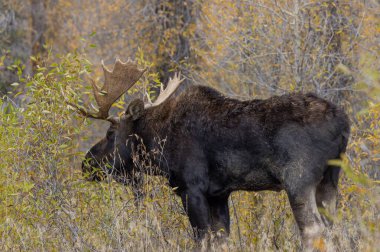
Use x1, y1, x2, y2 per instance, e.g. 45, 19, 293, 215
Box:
1, 0, 379, 251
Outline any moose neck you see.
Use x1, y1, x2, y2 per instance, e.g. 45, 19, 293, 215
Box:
131, 99, 175, 176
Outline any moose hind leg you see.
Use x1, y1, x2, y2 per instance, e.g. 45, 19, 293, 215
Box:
286, 185, 325, 250
316, 165, 340, 227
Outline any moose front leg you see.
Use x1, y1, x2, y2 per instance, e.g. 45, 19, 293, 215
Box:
181, 189, 211, 241
209, 195, 230, 237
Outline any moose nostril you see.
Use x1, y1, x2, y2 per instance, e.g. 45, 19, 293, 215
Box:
82, 159, 96, 179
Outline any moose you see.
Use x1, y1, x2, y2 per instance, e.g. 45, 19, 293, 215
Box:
71, 59, 350, 250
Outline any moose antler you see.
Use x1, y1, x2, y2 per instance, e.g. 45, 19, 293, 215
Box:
67, 58, 146, 121
145, 72, 184, 108
66, 58, 184, 121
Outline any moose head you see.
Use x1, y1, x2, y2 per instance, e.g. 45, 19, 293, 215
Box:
68, 59, 183, 183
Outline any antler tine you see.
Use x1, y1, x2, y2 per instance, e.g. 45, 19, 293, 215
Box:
65, 99, 100, 119
90, 58, 146, 119
145, 72, 184, 108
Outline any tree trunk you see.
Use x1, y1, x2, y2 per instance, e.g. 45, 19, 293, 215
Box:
154, 0, 199, 87
322, 0, 352, 103
30, 0, 46, 71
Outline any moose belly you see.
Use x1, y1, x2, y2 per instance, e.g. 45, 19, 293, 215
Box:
207, 150, 282, 196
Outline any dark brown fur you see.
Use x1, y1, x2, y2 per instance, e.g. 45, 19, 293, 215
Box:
83, 85, 350, 249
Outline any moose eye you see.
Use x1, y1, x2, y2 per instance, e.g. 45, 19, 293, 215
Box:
106, 130, 114, 140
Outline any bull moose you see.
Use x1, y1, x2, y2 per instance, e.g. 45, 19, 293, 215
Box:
70, 59, 350, 250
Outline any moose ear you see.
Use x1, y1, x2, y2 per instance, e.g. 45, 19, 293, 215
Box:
127, 99, 145, 120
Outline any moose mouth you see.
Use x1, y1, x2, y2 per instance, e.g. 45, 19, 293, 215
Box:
81, 158, 107, 181
82, 152, 131, 183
